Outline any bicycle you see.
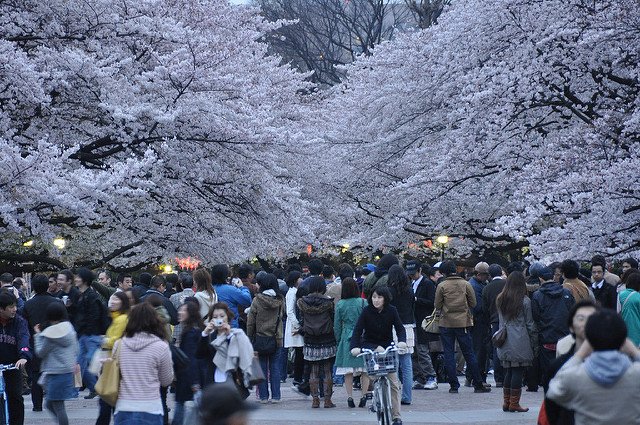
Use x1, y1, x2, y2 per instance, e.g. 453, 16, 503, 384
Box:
358, 345, 399, 425
0, 364, 18, 425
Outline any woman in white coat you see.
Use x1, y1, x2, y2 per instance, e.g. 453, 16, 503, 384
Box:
284, 271, 305, 385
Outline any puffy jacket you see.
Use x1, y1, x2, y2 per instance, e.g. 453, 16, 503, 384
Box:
531, 281, 574, 344
247, 290, 284, 347
102, 311, 128, 352
297, 293, 336, 346
435, 276, 476, 328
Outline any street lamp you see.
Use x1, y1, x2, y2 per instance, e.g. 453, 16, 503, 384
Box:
436, 235, 449, 261
53, 238, 66, 250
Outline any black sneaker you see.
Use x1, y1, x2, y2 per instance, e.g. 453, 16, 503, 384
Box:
292, 384, 311, 396
474, 386, 491, 393
392, 419, 403, 425
449, 387, 459, 394
348, 397, 355, 408
401, 400, 411, 405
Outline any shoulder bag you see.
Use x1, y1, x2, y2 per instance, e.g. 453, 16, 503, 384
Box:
421, 308, 441, 334
95, 340, 121, 407
492, 326, 508, 348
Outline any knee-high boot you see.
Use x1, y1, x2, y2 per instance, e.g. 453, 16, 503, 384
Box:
509, 388, 529, 412
310, 378, 320, 408
324, 378, 335, 408
502, 387, 511, 412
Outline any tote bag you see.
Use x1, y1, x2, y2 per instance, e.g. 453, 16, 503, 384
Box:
95, 341, 121, 406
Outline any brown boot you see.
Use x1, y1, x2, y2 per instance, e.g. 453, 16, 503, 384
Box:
324, 379, 336, 408
508, 388, 529, 412
502, 387, 511, 412
310, 379, 320, 408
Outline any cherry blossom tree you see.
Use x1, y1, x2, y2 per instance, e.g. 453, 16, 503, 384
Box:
313, 0, 640, 261
1, 0, 315, 269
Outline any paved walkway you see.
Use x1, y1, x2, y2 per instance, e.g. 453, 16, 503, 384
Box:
25, 378, 543, 424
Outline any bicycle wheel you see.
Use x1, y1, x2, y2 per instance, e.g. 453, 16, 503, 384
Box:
378, 377, 393, 425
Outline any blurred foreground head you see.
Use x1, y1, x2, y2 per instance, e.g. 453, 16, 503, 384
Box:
199, 383, 257, 425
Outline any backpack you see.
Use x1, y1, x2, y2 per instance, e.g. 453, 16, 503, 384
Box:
303, 309, 333, 336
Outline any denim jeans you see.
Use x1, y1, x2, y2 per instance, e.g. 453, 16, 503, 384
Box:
258, 352, 281, 400
332, 364, 344, 385
77, 334, 103, 392
398, 353, 413, 403
114, 411, 163, 425
490, 323, 505, 384
278, 346, 288, 382
171, 401, 185, 425
466, 323, 489, 383
439, 327, 483, 388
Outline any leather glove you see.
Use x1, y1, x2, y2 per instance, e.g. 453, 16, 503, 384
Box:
396, 341, 408, 354
350, 348, 361, 357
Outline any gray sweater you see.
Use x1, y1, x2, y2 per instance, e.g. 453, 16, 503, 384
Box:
547, 352, 640, 425
34, 322, 79, 374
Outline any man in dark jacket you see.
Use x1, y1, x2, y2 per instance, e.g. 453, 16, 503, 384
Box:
531, 262, 575, 388
466, 262, 490, 387
140, 275, 178, 325
409, 262, 438, 390
56, 269, 80, 326
75, 268, 110, 400
0, 291, 31, 425
23, 275, 62, 412
481, 263, 506, 386
133, 272, 152, 300
590, 263, 617, 309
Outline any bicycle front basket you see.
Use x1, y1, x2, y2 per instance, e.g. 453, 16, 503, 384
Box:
363, 350, 399, 376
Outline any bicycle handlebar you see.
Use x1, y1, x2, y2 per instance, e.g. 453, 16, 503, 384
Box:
357, 344, 398, 357
0, 364, 19, 371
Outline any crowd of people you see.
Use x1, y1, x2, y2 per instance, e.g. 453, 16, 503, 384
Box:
0, 253, 638, 425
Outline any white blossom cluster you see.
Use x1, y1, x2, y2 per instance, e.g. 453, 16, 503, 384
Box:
311, 0, 639, 261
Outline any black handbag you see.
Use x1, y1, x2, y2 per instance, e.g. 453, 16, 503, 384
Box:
492, 326, 508, 348
170, 344, 189, 370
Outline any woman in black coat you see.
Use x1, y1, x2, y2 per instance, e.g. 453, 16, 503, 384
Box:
172, 299, 203, 425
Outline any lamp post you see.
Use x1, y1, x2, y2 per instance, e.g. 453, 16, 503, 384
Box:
436, 235, 449, 261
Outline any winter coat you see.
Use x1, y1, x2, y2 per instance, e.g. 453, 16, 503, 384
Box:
284, 287, 304, 348
619, 289, 640, 346
435, 276, 476, 328
102, 311, 128, 352
468, 277, 487, 322
117, 332, 174, 413
194, 290, 217, 320
388, 287, 415, 325
591, 280, 617, 310
531, 282, 574, 344
482, 278, 506, 325
34, 321, 78, 374
23, 293, 62, 337
247, 290, 284, 348
496, 297, 537, 365
363, 272, 389, 299
212, 328, 257, 387
414, 277, 437, 344
562, 278, 593, 303
212, 283, 252, 328
334, 297, 367, 368
170, 288, 195, 310
350, 304, 406, 351
141, 289, 178, 325
297, 293, 336, 346
547, 352, 640, 425
174, 327, 201, 402
75, 287, 109, 336
0, 314, 31, 364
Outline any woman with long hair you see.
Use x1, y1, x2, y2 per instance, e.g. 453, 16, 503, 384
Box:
297, 276, 337, 409
496, 271, 537, 413
284, 271, 305, 385
247, 273, 285, 403
114, 303, 173, 425
172, 300, 204, 425
193, 268, 217, 320
334, 278, 368, 407
34, 302, 78, 425
96, 292, 130, 425
386, 264, 416, 405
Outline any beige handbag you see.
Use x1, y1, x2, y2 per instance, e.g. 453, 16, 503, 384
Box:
95, 341, 121, 406
421, 308, 441, 334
